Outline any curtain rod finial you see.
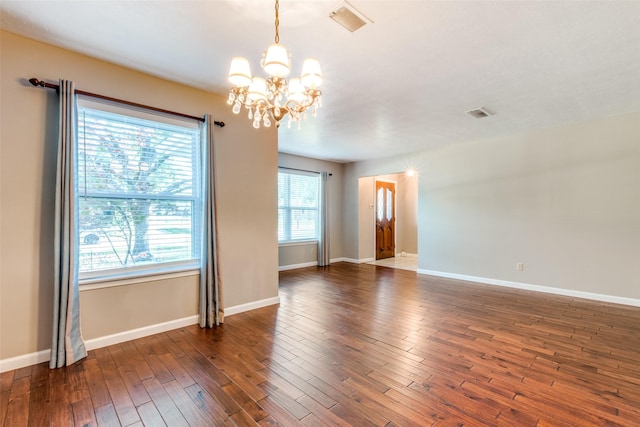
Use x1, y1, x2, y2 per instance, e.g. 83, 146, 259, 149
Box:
29, 78, 44, 87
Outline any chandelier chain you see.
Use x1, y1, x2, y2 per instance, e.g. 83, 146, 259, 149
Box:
274, 0, 280, 44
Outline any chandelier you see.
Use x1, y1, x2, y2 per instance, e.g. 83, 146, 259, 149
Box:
227, 0, 323, 129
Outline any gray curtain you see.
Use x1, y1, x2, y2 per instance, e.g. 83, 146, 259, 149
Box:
50, 80, 87, 368
318, 171, 330, 266
200, 115, 223, 327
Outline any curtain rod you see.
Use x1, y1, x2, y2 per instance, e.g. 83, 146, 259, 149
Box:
29, 78, 225, 128
279, 166, 333, 176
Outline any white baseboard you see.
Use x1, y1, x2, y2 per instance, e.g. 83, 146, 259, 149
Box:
279, 258, 378, 270
278, 261, 318, 271
85, 315, 199, 351
336, 257, 375, 264
0, 349, 51, 373
224, 296, 281, 317
279, 257, 389, 268
0, 315, 199, 373
417, 269, 640, 307
1, 296, 281, 373
395, 252, 418, 257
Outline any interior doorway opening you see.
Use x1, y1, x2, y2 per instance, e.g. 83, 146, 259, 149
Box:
357, 171, 418, 270
375, 180, 396, 260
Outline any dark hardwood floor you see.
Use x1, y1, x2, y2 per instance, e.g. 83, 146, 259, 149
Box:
2, 262, 640, 426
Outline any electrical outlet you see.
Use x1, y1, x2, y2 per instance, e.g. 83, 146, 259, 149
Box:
516, 262, 524, 271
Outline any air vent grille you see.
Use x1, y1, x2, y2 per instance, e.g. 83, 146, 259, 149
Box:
466, 107, 493, 118
329, 1, 371, 33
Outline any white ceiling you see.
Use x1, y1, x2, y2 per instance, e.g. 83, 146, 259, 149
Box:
2, 1, 640, 163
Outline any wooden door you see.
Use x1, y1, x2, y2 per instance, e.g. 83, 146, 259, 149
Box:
375, 181, 395, 260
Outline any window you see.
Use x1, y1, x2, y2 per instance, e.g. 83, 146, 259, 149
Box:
278, 169, 320, 242
77, 97, 203, 280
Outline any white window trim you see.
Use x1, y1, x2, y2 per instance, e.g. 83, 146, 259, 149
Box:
278, 239, 318, 247
79, 266, 200, 292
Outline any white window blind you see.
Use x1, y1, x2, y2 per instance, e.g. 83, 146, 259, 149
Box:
76, 97, 202, 279
278, 169, 320, 242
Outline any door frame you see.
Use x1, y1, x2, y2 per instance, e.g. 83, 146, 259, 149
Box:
373, 178, 397, 259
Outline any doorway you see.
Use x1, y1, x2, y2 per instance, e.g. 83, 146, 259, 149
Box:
375, 180, 395, 260
357, 173, 418, 270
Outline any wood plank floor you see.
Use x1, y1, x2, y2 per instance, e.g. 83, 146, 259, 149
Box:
2, 263, 640, 426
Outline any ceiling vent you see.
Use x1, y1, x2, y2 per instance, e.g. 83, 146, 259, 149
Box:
466, 107, 493, 119
329, 1, 372, 33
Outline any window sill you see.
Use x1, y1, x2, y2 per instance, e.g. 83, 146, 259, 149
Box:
279, 240, 319, 247
79, 266, 200, 292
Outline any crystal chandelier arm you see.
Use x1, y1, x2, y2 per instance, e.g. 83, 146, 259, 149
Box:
287, 89, 322, 112
272, 105, 289, 123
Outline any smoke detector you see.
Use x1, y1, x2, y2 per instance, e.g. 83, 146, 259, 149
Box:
466, 107, 494, 119
329, 1, 372, 33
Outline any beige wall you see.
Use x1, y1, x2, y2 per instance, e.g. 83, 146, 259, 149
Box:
80, 276, 200, 339
0, 31, 279, 360
345, 111, 640, 300
398, 174, 418, 254
358, 176, 375, 260
277, 153, 344, 267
